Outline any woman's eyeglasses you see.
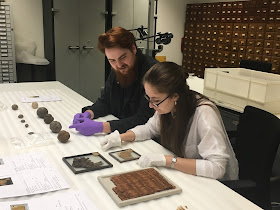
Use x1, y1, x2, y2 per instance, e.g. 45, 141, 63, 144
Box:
144, 94, 170, 108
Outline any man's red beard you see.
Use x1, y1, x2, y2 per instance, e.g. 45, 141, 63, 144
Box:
114, 64, 137, 88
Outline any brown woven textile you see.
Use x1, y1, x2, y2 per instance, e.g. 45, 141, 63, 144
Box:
110, 168, 175, 200
118, 149, 134, 160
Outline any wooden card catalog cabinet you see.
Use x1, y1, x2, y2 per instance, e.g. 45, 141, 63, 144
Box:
183, 0, 280, 77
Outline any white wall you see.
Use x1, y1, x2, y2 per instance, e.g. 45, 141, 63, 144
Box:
156, 0, 188, 65
5, 0, 249, 64
5, 0, 44, 57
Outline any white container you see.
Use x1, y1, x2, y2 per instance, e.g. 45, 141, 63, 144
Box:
203, 68, 280, 114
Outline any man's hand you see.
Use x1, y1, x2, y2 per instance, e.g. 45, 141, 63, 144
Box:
137, 154, 166, 167
69, 118, 103, 136
100, 130, 121, 151
72, 111, 91, 124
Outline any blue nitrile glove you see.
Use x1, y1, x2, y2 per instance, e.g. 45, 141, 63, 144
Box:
72, 111, 91, 124
69, 118, 103, 136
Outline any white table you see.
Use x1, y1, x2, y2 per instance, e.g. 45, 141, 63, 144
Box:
0, 81, 262, 210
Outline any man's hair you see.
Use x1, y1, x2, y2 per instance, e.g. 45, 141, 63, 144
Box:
97, 27, 136, 53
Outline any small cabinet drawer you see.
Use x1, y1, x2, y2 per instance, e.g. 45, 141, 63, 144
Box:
231, 52, 238, 59
275, 34, 280, 41
239, 39, 247, 46
255, 39, 264, 47
233, 23, 240, 30
226, 23, 233, 30
273, 41, 280, 49
256, 32, 265, 39
247, 39, 255, 46
240, 23, 248, 31
272, 49, 280, 57
224, 52, 230, 58
249, 23, 257, 31
275, 24, 280, 32
271, 57, 280, 65
225, 31, 232, 38
233, 31, 239, 38
265, 32, 275, 40
254, 54, 262, 61
218, 37, 225, 44
255, 47, 263, 55
264, 40, 273, 48
238, 53, 246, 60
230, 59, 238, 66
232, 45, 239, 52
219, 30, 226, 37
232, 38, 239, 45
224, 45, 230, 51
239, 46, 246, 53
271, 64, 279, 73
240, 32, 247, 38
246, 54, 254, 60
248, 31, 256, 38
263, 48, 272, 56
247, 47, 255, 54
257, 23, 265, 31
262, 56, 272, 63
266, 23, 275, 31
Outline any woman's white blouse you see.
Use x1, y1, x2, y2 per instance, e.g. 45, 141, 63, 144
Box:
130, 103, 239, 180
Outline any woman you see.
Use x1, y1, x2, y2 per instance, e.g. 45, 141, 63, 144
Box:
100, 62, 238, 180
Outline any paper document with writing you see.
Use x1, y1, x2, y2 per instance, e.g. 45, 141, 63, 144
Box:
0, 191, 99, 210
21, 95, 61, 103
0, 152, 69, 198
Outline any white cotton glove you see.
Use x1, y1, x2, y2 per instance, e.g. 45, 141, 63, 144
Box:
137, 154, 166, 168
100, 130, 121, 151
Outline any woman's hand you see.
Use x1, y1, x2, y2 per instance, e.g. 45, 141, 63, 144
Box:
100, 130, 121, 151
137, 154, 166, 167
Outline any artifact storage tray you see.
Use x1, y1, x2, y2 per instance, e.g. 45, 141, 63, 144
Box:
63, 152, 113, 174
98, 167, 182, 207
109, 148, 141, 163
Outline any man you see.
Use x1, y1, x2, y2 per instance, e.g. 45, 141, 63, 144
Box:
69, 27, 158, 136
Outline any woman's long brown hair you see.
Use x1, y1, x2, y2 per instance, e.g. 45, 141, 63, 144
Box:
143, 62, 206, 157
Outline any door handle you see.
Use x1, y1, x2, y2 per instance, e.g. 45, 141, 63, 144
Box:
68, 46, 80, 50
83, 46, 94, 50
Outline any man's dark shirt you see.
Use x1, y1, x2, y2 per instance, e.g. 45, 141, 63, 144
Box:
82, 49, 158, 133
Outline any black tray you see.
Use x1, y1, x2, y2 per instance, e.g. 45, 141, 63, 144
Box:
62, 152, 113, 174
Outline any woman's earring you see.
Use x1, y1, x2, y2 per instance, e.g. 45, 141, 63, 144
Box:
175, 101, 177, 106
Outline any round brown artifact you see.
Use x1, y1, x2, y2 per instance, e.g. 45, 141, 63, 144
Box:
12, 104, 18, 110
44, 114, 54, 124
57, 130, 70, 143
32, 102, 38, 109
25, 124, 29, 128
21, 119, 25, 123
18, 114, 23, 118
50, 121, 62, 133
37, 107, 48, 118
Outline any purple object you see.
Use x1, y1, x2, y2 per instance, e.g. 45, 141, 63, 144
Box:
72, 111, 91, 124
69, 118, 103, 136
